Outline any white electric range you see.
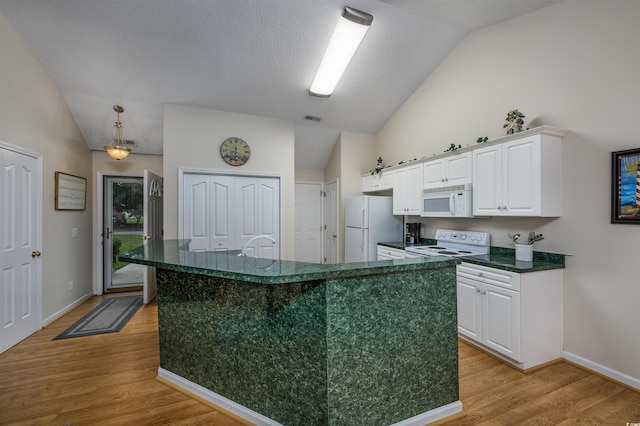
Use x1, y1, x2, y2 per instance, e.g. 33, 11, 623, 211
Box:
405, 229, 490, 258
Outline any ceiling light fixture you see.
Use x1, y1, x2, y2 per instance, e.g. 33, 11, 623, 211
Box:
309, 6, 373, 98
103, 104, 132, 160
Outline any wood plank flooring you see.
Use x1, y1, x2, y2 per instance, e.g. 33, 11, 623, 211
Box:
1, 293, 639, 425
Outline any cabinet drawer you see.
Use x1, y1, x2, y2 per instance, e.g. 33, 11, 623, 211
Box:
458, 263, 520, 291
377, 246, 405, 260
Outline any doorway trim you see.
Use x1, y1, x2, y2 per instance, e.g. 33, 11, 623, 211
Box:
95, 171, 142, 296
0, 140, 43, 331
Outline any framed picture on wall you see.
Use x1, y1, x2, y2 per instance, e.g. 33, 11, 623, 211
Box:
55, 171, 87, 211
611, 148, 640, 224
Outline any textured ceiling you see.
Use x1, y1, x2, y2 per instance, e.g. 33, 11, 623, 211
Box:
0, 0, 561, 169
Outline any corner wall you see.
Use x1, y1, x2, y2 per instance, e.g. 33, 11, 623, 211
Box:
0, 11, 93, 323
376, 0, 640, 385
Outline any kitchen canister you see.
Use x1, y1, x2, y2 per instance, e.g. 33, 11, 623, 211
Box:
515, 244, 533, 262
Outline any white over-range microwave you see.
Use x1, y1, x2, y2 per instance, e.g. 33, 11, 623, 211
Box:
421, 183, 472, 218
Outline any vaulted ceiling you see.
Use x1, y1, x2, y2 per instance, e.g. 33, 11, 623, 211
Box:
0, 0, 562, 169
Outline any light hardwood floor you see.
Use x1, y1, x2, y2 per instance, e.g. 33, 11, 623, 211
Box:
1, 293, 639, 425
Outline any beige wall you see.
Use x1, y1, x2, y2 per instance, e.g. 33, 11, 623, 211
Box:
295, 168, 324, 182
91, 152, 163, 293
324, 131, 377, 262
0, 11, 93, 323
376, 0, 640, 384
163, 104, 296, 259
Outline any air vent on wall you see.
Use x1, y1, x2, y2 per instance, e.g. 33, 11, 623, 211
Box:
304, 115, 322, 122
121, 139, 136, 146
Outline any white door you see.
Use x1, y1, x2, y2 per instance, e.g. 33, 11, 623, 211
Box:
294, 183, 322, 263
142, 170, 162, 304
324, 181, 338, 264
103, 176, 144, 292
0, 145, 41, 354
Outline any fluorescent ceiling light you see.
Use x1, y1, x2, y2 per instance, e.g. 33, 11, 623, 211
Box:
309, 7, 373, 98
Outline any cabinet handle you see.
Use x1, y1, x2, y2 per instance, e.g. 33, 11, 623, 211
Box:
480, 290, 486, 295
497, 206, 502, 210
475, 287, 480, 293
478, 272, 483, 277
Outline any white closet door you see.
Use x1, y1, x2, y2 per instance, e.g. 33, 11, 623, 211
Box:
181, 173, 280, 257
183, 174, 211, 251
211, 176, 234, 251
256, 178, 280, 259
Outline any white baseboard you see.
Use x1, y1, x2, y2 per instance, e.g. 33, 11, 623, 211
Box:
159, 368, 464, 425
158, 368, 282, 426
42, 291, 93, 327
563, 351, 640, 391
391, 401, 463, 426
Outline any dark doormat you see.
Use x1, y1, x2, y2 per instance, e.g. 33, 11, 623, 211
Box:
54, 295, 143, 340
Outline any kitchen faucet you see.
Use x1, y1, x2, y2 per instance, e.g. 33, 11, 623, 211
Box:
238, 234, 277, 257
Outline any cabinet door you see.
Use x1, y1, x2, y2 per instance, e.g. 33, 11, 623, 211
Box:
472, 145, 502, 216
423, 159, 445, 188
446, 153, 472, 186
362, 175, 377, 192
393, 163, 423, 215
457, 276, 482, 341
503, 137, 541, 216
392, 168, 408, 215
483, 283, 521, 361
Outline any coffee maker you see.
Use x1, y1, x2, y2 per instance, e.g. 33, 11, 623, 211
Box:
405, 223, 421, 244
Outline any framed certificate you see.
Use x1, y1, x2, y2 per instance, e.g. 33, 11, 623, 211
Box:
55, 171, 87, 211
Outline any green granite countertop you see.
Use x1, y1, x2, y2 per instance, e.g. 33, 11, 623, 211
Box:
378, 241, 565, 273
119, 239, 458, 284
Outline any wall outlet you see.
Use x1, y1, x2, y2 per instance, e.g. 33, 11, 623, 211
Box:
71, 228, 78, 238
68, 280, 74, 291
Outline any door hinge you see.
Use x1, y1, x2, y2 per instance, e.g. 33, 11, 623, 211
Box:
321, 191, 326, 197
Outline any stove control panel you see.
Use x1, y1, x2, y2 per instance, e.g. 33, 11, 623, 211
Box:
435, 229, 490, 247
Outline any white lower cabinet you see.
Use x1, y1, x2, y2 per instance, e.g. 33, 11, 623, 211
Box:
457, 262, 562, 370
377, 245, 406, 260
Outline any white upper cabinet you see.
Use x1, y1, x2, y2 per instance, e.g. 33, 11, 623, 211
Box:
473, 129, 565, 217
393, 163, 423, 215
423, 152, 472, 189
362, 170, 393, 193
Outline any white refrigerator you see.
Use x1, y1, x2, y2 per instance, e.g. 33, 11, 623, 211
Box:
344, 196, 403, 262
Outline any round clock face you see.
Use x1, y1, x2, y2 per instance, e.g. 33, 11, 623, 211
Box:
220, 137, 250, 166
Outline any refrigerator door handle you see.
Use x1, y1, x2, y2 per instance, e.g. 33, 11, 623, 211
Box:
361, 208, 365, 228
361, 229, 365, 252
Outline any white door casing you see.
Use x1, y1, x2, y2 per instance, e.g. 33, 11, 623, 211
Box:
143, 170, 163, 304
324, 180, 338, 264
294, 182, 322, 263
0, 143, 42, 354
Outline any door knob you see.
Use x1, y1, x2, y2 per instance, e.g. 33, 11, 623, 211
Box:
332, 234, 337, 238
31, 251, 41, 258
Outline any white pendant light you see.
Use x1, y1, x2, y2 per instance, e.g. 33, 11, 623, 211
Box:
309, 6, 373, 98
103, 104, 132, 160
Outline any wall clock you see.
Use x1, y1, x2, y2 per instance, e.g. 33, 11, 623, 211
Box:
220, 137, 250, 166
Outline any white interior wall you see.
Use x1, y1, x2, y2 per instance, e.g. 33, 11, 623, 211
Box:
162, 104, 296, 259
0, 11, 93, 323
376, 0, 640, 383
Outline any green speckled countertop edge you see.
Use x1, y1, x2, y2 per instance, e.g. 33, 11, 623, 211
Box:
378, 241, 565, 273
118, 239, 458, 284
